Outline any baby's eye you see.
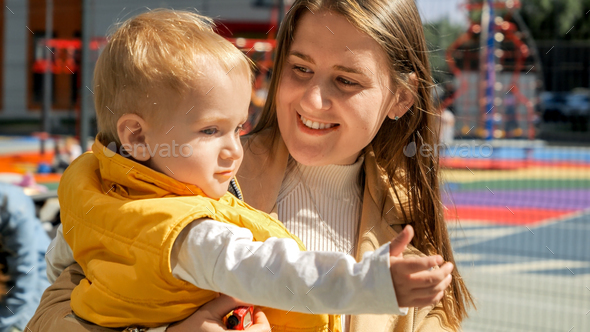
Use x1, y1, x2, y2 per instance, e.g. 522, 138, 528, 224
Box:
201, 128, 218, 135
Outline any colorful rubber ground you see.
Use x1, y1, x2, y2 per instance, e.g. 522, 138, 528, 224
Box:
441, 145, 590, 226
0, 136, 60, 190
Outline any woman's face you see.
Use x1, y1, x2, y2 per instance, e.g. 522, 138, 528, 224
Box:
276, 11, 401, 166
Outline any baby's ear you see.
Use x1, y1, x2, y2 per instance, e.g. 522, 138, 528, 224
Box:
116, 113, 150, 162
387, 73, 417, 121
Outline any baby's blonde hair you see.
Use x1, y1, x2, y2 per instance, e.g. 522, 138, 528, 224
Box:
94, 9, 253, 145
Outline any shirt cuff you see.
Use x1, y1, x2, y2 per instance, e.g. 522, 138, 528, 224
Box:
378, 243, 408, 316
148, 325, 169, 332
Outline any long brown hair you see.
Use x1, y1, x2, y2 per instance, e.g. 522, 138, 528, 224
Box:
251, 0, 474, 328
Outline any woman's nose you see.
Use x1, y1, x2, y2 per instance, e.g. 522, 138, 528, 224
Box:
300, 82, 332, 112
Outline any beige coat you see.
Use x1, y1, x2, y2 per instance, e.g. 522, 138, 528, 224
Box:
27, 131, 454, 331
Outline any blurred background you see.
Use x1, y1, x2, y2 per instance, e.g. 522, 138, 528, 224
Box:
0, 0, 589, 331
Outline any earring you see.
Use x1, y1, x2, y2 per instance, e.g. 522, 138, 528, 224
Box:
394, 116, 400, 121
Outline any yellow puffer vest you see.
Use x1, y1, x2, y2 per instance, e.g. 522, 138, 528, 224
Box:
60, 136, 341, 331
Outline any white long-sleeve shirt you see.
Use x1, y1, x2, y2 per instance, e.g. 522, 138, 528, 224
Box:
172, 219, 401, 314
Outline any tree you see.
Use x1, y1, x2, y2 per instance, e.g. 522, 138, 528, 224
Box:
462, 0, 589, 40
516, 0, 589, 40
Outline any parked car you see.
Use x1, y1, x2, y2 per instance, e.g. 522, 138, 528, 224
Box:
540, 92, 568, 123
564, 92, 590, 132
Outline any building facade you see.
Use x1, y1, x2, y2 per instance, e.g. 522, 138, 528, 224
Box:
1, 0, 278, 133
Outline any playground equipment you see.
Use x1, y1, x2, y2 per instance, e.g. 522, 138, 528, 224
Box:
441, 0, 541, 140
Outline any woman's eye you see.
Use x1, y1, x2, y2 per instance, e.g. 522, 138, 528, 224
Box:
338, 77, 358, 86
293, 65, 312, 74
235, 125, 243, 135
201, 128, 217, 135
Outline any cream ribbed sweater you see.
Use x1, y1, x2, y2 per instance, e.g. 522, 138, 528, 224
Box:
277, 156, 364, 253
277, 156, 365, 332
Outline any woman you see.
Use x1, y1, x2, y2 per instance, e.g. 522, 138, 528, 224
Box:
27, 0, 473, 331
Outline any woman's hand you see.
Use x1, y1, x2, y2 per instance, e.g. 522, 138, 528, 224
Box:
166, 294, 270, 332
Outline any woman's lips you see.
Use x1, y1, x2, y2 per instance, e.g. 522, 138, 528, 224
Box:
296, 113, 339, 135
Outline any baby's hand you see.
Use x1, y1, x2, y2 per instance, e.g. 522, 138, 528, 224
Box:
388, 226, 454, 308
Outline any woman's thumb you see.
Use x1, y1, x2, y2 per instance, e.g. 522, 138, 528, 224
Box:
247, 308, 271, 332
389, 225, 414, 257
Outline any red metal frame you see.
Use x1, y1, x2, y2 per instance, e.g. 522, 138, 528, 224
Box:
442, 0, 536, 139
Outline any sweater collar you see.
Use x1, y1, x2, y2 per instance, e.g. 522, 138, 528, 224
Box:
92, 134, 205, 199
291, 155, 364, 199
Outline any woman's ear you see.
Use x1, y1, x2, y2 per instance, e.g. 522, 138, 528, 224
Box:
116, 113, 150, 162
387, 72, 417, 120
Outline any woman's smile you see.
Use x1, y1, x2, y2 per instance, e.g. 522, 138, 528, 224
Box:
297, 112, 340, 135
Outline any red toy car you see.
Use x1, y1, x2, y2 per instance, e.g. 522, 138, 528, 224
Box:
224, 306, 254, 330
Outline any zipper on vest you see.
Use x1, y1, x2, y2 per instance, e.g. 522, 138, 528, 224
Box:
412, 307, 418, 332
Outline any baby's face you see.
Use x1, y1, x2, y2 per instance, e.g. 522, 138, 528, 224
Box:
146, 66, 251, 199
